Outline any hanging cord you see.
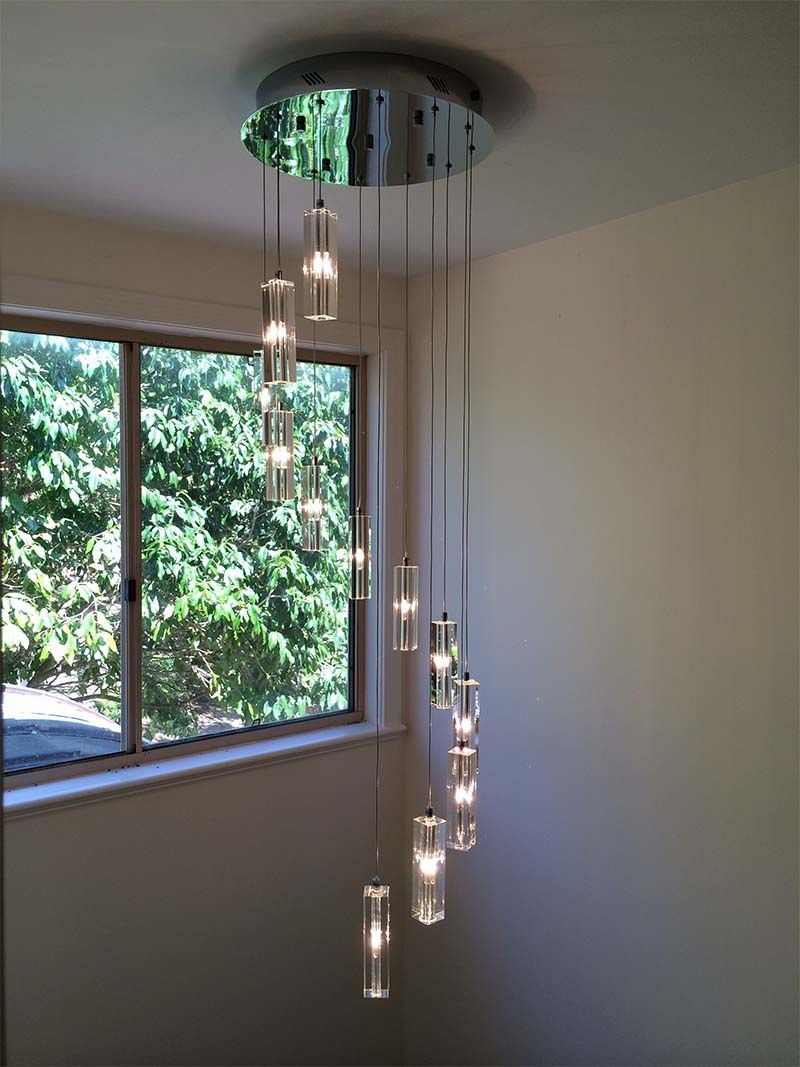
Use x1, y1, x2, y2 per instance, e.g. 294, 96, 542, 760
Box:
374, 90, 385, 878
356, 176, 364, 511
262, 139, 267, 282
460, 116, 470, 670
402, 102, 411, 559
426, 99, 438, 811
276, 147, 282, 276
464, 115, 475, 670
442, 104, 452, 614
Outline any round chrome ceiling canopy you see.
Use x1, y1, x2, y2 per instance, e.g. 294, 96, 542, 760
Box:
241, 52, 494, 187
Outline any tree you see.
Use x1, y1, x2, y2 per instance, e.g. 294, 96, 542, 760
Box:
2, 331, 351, 741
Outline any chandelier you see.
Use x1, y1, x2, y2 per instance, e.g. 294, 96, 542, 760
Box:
241, 51, 492, 999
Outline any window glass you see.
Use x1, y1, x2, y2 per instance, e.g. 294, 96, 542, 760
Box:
140, 346, 352, 745
1, 331, 122, 771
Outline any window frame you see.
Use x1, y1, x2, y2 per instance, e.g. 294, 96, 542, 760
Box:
2, 314, 366, 785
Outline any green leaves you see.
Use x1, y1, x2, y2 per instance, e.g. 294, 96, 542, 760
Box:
1, 332, 352, 743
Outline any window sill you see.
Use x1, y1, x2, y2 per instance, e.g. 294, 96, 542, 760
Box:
3, 720, 405, 820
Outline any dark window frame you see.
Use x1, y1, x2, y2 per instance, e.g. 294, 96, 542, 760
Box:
1, 314, 366, 783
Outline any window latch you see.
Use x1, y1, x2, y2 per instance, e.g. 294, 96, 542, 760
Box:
123, 577, 137, 603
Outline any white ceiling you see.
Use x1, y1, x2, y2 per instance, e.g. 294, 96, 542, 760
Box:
1, 1, 797, 274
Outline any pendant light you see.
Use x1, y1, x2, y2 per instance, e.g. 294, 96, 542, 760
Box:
303, 96, 339, 321
412, 99, 447, 928
260, 154, 297, 385
299, 125, 326, 551
449, 113, 479, 853
264, 402, 295, 501
363, 93, 389, 996
349, 175, 371, 600
393, 117, 420, 652
430, 104, 458, 710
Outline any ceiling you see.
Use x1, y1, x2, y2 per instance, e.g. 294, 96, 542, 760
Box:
1, 1, 797, 274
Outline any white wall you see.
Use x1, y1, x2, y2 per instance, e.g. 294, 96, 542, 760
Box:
1, 206, 409, 1066
403, 167, 799, 1066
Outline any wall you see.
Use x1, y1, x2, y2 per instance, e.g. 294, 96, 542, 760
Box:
1, 206, 408, 1065
403, 167, 799, 1066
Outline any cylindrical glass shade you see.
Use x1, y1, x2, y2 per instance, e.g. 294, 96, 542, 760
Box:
300, 460, 324, 551
264, 406, 295, 501
430, 617, 458, 708
447, 744, 477, 851
363, 882, 390, 999
453, 676, 480, 762
261, 276, 297, 384
393, 563, 419, 652
303, 207, 338, 321
411, 813, 445, 925
349, 512, 371, 600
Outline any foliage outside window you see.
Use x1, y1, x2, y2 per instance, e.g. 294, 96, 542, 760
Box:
1, 330, 355, 773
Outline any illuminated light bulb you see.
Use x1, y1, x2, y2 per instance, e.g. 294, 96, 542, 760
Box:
447, 743, 477, 851
303, 206, 338, 321
271, 444, 291, 469
393, 563, 419, 652
300, 461, 325, 552
259, 385, 272, 413
349, 513, 371, 600
363, 882, 390, 999
264, 405, 295, 502
260, 277, 297, 384
411, 811, 446, 925
430, 616, 458, 708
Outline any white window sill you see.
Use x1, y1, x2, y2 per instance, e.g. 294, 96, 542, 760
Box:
3, 720, 405, 820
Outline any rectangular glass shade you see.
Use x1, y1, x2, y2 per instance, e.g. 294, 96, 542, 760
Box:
430, 619, 458, 708
453, 677, 480, 761
412, 813, 446, 925
300, 461, 324, 551
393, 564, 419, 652
447, 744, 477, 851
349, 513, 371, 600
363, 883, 390, 999
261, 277, 297, 384
264, 406, 294, 501
303, 207, 338, 321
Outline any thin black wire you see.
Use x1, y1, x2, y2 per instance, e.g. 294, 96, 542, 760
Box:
262, 145, 267, 282
357, 178, 363, 511
442, 104, 452, 613
276, 150, 282, 275
460, 118, 470, 673
427, 99, 438, 810
374, 90, 384, 878
465, 116, 475, 670
402, 102, 410, 559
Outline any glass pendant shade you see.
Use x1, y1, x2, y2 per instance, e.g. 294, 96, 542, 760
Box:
349, 512, 372, 600
430, 617, 458, 708
303, 206, 338, 321
453, 675, 480, 760
300, 459, 324, 551
363, 882, 390, 999
261, 276, 297, 383
447, 744, 477, 851
411, 812, 445, 925
264, 405, 295, 501
393, 563, 419, 651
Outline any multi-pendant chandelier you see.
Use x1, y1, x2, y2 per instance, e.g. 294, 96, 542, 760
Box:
241, 51, 492, 999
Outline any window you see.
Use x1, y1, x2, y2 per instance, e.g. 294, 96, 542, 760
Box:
1, 325, 362, 776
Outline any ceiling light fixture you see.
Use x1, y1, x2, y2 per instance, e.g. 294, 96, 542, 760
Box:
242, 51, 493, 997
